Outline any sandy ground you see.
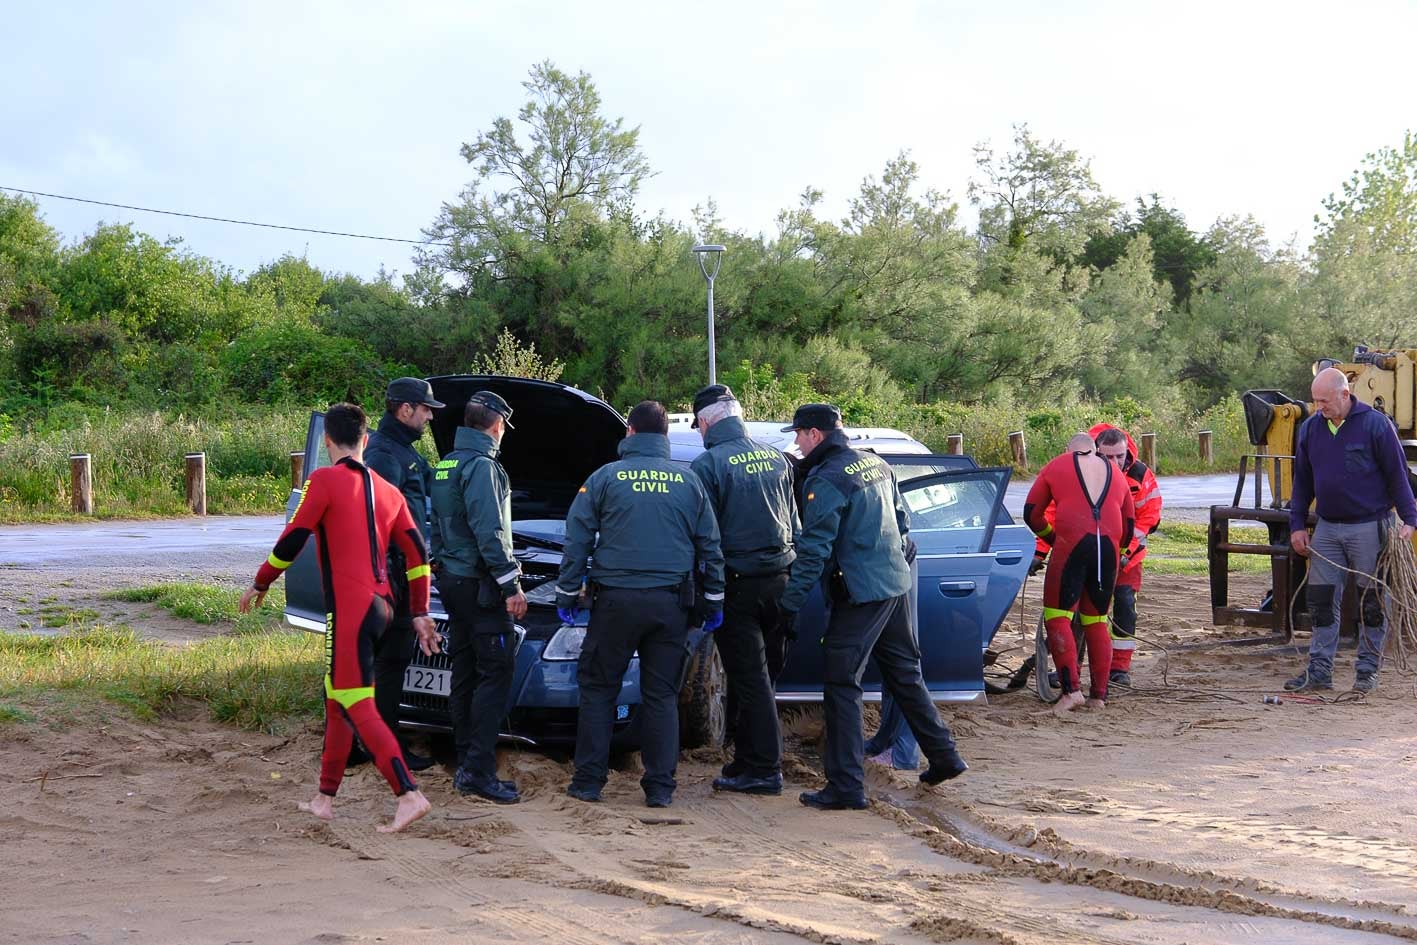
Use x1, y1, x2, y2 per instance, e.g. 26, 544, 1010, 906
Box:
4, 557, 1417, 943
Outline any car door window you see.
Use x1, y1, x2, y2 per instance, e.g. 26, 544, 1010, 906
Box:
304, 411, 331, 476
880, 453, 978, 483
899, 467, 1011, 554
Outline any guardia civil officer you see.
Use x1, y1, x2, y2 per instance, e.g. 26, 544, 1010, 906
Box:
429, 391, 527, 804
363, 377, 443, 771
689, 384, 797, 796
780, 404, 968, 811
556, 401, 725, 808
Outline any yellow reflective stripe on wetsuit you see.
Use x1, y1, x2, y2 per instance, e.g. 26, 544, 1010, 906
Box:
324, 674, 375, 709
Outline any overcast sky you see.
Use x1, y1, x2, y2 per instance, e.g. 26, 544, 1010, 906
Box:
3, 0, 1413, 280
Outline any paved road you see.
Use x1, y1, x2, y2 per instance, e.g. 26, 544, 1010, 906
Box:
0, 515, 286, 567
1003, 471, 1265, 517
0, 472, 1261, 567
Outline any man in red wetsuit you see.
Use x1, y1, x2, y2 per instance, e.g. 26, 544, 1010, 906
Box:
1024, 433, 1135, 714
1091, 424, 1162, 687
239, 402, 441, 833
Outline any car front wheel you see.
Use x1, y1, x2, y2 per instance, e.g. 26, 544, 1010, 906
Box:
679, 631, 726, 749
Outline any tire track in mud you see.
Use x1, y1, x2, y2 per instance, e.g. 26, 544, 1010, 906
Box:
499, 793, 1020, 945
321, 821, 624, 945
992, 786, 1417, 879
691, 795, 1140, 945
874, 790, 1417, 943
914, 787, 1415, 921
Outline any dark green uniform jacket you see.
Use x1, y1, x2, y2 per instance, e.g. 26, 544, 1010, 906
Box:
364, 412, 432, 541
780, 429, 911, 613
428, 427, 522, 597
689, 416, 798, 576
556, 432, 725, 606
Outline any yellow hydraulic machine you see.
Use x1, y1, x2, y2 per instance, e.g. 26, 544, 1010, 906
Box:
1208, 347, 1417, 640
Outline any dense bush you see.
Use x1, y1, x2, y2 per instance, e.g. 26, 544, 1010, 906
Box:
219, 323, 393, 406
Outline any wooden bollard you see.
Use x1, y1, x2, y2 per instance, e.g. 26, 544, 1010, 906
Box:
70, 454, 92, 515
1008, 431, 1027, 469
946, 433, 964, 456
1198, 429, 1213, 464
1140, 432, 1157, 470
185, 452, 207, 515
290, 451, 305, 490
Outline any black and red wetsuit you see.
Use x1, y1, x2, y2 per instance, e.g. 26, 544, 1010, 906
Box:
252, 457, 432, 798
1023, 451, 1134, 700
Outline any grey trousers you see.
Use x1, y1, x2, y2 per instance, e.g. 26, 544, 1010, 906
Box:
1307, 517, 1387, 677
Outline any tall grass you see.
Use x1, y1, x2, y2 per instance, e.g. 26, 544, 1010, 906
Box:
0, 406, 309, 521
0, 625, 324, 732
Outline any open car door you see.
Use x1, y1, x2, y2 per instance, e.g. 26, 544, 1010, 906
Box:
774, 466, 1031, 704
282, 411, 329, 632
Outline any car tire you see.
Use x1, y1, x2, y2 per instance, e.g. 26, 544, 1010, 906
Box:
679, 631, 726, 749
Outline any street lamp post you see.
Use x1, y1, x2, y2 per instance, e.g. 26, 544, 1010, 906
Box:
693, 244, 726, 384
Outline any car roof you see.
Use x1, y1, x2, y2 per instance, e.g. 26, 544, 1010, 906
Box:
666, 421, 932, 462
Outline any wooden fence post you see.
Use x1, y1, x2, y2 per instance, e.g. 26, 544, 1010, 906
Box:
1198, 429, 1213, 465
946, 433, 964, 456
1008, 431, 1028, 469
70, 454, 92, 515
1140, 432, 1157, 471
185, 452, 207, 515
290, 451, 305, 490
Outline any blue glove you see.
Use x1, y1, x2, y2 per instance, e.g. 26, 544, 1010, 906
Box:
702, 609, 724, 633
557, 606, 581, 625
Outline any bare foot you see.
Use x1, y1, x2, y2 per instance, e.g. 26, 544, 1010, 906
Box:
1053, 691, 1086, 717
298, 794, 335, 821
1084, 698, 1106, 710
377, 790, 431, 833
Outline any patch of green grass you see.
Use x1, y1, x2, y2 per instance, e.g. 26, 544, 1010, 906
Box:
1144, 523, 1269, 575
0, 703, 36, 725
38, 606, 100, 627
104, 582, 286, 634
15, 607, 33, 615
0, 624, 323, 732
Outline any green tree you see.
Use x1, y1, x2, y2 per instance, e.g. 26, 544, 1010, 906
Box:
55, 224, 267, 344
1309, 131, 1417, 349
1167, 217, 1306, 404
424, 61, 651, 281
970, 124, 1119, 260
1077, 233, 1174, 400
1081, 196, 1216, 308
246, 255, 327, 325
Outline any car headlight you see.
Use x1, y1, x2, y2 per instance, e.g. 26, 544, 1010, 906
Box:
543, 624, 586, 661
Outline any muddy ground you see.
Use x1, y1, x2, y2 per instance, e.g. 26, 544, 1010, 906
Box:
3, 554, 1417, 944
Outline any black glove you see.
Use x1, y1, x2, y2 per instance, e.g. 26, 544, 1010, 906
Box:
777, 608, 800, 641
1028, 552, 1046, 577
691, 596, 722, 629
903, 538, 918, 565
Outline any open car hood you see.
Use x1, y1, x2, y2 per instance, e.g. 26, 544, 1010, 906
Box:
427, 375, 626, 520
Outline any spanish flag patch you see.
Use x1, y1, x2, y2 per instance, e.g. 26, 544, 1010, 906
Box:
578, 486, 587, 493
807, 492, 815, 501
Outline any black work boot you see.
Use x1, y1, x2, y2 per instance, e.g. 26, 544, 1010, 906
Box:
798, 786, 868, 811
454, 768, 520, 804
712, 771, 783, 796
1283, 668, 1333, 692
920, 748, 969, 785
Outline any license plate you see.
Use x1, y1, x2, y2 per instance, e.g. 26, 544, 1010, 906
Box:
403, 666, 451, 696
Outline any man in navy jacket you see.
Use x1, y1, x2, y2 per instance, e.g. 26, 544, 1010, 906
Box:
1286, 368, 1417, 693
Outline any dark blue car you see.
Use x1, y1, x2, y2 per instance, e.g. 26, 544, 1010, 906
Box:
282, 375, 1032, 749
